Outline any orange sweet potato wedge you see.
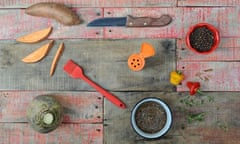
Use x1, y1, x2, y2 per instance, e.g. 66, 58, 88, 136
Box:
22, 40, 54, 63
50, 42, 64, 76
16, 27, 52, 43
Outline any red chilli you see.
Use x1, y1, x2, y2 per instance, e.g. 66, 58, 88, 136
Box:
186, 81, 202, 96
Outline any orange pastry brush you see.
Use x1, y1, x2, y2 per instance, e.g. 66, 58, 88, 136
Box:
63, 59, 126, 109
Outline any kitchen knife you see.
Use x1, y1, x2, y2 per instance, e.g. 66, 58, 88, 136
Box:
87, 15, 172, 27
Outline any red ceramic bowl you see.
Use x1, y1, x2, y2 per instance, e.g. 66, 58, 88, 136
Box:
186, 23, 220, 54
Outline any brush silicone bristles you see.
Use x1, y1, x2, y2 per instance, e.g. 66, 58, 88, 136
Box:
63, 59, 126, 109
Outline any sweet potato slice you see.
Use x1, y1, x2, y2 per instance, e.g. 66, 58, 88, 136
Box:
16, 27, 52, 43
22, 40, 54, 63
50, 42, 64, 76
25, 2, 81, 26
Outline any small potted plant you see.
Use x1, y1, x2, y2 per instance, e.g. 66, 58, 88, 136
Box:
186, 23, 220, 54
131, 97, 172, 139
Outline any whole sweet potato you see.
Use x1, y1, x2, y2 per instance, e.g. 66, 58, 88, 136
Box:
25, 2, 81, 26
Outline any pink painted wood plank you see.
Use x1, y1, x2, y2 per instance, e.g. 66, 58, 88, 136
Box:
177, 38, 240, 62
0, 123, 103, 144
177, 62, 240, 91
103, 7, 240, 39
0, 0, 176, 8
102, 0, 176, 7
184, 128, 240, 144
0, 91, 103, 123
182, 7, 240, 38
0, 8, 103, 40
1, 7, 239, 40
0, 0, 103, 8
178, 0, 240, 6
103, 8, 183, 39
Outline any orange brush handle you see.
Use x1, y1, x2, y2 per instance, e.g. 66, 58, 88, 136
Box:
81, 75, 126, 109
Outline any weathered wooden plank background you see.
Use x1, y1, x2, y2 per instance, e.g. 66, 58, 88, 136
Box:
0, 91, 103, 144
105, 92, 240, 144
0, 0, 239, 144
0, 39, 175, 91
0, 0, 177, 8
177, 38, 240, 62
0, 8, 104, 39
177, 62, 240, 91
0, 123, 103, 144
177, 38, 240, 91
1, 7, 239, 39
178, 0, 240, 6
0, 91, 103, 123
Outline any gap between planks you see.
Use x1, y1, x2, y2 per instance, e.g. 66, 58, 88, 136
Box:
0, 91, 103, 123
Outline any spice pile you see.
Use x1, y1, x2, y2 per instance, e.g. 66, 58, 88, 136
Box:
135, 101, 166, 133
190, 27, 214, 52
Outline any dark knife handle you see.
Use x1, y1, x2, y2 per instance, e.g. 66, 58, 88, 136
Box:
126, 15, 172, 27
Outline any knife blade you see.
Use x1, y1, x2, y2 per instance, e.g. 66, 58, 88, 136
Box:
87, 15, 172, 27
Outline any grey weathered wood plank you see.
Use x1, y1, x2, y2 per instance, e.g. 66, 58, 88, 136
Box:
0, 39, 175, 91
104, 92, 240, 144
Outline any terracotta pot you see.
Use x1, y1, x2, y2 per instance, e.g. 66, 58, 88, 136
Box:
131, 97, 172, 139
186, 23, 220, 54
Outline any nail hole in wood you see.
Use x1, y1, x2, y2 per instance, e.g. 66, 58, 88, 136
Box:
109, 29, 112, 32
95, 32, 99, 35
95, 106, 98, 109
98, 97, 102, 100
97, 116, 101, 119
107, 12, 111, 14
96, 129, 101, 132
182, 66, 185, 69
181, 48, 185, 50
96, 12, 101, 16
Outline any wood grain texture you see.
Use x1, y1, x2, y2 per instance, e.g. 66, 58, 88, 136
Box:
178, 0, 240, 6
0, 91, 103, 123
104, 92, 240, 144
177, 38, 240, 62
182, 7, 240, 38
103, 7, 240, 39
103, 8, 183, 39
0, 8, 103, 40
0, 0, 176, 8
102, 0, 177, 7
1, 7, 239, 39
0, 123, 103, 144
177, 62, 240, 91
0, 39, 175, 91
0, 0, 102, 8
